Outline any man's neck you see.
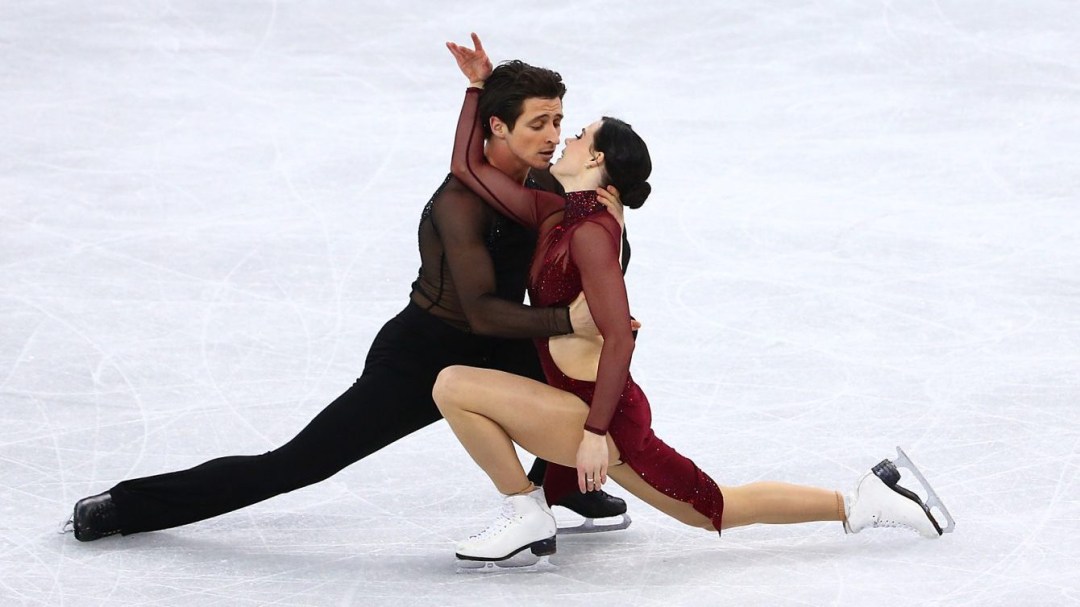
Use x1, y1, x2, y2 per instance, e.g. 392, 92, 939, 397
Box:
484, 140, 530, 184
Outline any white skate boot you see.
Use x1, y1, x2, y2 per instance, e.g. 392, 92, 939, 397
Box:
456, 488, 557, 572
845, 447, 956, 538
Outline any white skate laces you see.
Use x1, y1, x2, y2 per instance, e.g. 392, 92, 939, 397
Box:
464, 500, 517, 544
845, 446, 956, 539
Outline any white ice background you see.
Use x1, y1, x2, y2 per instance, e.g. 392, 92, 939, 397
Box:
2, 1, 1079, 605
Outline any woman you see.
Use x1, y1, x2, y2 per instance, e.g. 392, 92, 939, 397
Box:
439, 34, 952, 563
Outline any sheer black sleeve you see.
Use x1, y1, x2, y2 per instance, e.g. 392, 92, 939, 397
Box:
450, 88, 565, 230
431, 186, 572, 337
570, 216, 635, 435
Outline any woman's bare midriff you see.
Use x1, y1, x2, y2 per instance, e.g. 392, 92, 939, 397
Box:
548, 333, 603, 381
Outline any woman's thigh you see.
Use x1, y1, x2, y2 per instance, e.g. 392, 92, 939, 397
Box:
437, 366, 621, 468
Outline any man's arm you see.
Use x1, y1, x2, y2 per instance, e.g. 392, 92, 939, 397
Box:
432, 189, 573, 338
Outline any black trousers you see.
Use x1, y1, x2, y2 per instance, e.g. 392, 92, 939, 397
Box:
110, 301, 548, 534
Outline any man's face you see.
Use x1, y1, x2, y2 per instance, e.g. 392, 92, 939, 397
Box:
493, 97, 563, 170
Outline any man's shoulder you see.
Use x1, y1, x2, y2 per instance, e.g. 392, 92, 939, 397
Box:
430, 175, 492, 230
438, 173, 486, 201
434, 175, 486, 207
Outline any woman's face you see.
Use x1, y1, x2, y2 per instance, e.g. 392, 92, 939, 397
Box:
551, 120, 603, 179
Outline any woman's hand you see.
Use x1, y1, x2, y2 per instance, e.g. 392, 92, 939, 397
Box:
576, 431, 610, 492
596, 185, 625, 228
446, 32, 493, 87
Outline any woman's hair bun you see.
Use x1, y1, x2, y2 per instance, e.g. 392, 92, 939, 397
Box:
622, 181, 651, 209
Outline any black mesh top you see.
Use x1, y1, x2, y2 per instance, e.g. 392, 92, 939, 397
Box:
409, 170, 573, 338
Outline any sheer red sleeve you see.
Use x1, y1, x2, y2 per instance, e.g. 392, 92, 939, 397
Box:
431, 187, 572, 337
450, 88, 564, 230
570, 216, 635, 435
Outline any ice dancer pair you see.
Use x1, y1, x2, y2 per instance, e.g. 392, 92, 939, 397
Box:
441, 35, 955, 573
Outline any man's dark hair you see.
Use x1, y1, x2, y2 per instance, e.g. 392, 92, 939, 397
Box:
478, 60, 566, 138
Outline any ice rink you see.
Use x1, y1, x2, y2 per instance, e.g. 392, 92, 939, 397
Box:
3, 1, 1079, 605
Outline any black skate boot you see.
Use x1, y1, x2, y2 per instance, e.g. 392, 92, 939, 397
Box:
67, 491, 121, 541
555, 490, 631, 535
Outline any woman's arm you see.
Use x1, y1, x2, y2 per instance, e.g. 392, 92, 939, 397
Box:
446, 34, 563, 228
450, 88, 564, 230
568, 215, 635, 491
572, 217, 635, 436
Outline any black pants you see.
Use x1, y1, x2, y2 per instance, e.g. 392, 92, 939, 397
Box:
110, 301, 548, 534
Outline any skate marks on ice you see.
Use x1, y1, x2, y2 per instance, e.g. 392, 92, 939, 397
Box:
4, 0, 1080, 604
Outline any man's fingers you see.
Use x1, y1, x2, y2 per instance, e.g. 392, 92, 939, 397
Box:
471, 32, 483, 51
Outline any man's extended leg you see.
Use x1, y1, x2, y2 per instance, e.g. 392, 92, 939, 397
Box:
73, 303, 478, 538
110, 368, 441, 534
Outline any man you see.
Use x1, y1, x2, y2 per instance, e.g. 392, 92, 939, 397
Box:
67, 58, 630, 542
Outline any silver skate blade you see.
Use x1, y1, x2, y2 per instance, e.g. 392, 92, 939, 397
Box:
456, 554, 555, 574
58, 517, 74, 535
557, 513, 632, 535
893, 446, 956, 534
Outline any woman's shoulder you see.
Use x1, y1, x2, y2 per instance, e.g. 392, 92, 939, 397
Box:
584, 207, 622, 231
568, 211, 622, 245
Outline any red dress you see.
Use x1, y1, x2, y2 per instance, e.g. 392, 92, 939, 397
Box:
451, 88, 724, 529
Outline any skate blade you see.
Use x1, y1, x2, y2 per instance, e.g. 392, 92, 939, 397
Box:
557, 513, 632, 535
893, 446, 956, 534
456, 554, 555, 574
58, 517, 74, 535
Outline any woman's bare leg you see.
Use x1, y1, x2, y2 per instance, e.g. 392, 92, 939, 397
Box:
606, 465, 716, 529
433, 366, 621, 495
606, 470, 843, 532
434, 365, 845, 531
720, 483, 845, 529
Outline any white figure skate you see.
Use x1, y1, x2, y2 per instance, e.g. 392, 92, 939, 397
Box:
846, 446, 955, 538
456, 488, 558, 573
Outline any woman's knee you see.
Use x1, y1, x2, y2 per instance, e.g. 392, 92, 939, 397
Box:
432, 365, 474, 414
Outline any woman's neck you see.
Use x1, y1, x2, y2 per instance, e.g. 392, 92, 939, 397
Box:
554, 174, 601, 193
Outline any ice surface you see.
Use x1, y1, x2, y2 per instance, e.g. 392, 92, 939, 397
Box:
2, 1, 1079, 605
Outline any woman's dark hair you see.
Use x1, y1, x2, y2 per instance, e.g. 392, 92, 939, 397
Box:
594, 117, 652, 209
478, 60, 566, 138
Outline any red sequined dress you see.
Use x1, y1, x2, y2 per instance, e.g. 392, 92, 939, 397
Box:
451, 88, 724, 529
